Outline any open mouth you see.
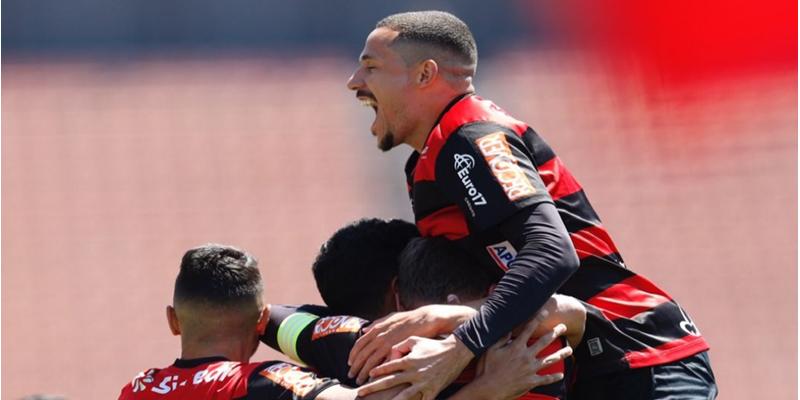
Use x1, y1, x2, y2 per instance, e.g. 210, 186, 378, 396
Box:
356, 91, 378, 112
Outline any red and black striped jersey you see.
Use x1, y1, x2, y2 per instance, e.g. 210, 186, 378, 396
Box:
261, 304, 571, 399
118, 357, 336, 400
405, 94, 709, 377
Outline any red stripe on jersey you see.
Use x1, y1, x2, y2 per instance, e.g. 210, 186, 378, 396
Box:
624, 334, 710, 369
587, 275, 673, 321
417, 205, 469, 239
516, 394, 559, 400
570, 225, 620, 260
539, 157, 582, 201
414, 126, 445, 182
416, 96, 529, 183
439, 96, 529, 137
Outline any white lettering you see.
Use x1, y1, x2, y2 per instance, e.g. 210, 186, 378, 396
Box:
453, 153, 488, 208
152, 376, 174, 395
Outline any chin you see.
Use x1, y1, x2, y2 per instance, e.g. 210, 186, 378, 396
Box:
378, 132, 396, 152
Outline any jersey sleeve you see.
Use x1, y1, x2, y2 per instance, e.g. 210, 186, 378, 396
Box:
435, 123, 552, 232
261, 304, 367, 386
244, 361, 339, 400
453, 203, 579, 356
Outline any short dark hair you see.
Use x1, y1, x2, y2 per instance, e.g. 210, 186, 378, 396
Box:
312, 218, 419, 320
174, 244, 262, 307
376, 11, 477, 66
397, 237, 495, 309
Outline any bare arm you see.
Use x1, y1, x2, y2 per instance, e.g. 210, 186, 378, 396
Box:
317, 384, 419, 400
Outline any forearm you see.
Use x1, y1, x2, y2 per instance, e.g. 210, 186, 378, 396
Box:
418, 304, 478, 336
454, 203, 579, 355
317, 385, 412, 400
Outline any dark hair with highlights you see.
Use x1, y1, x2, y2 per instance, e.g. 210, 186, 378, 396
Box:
312, 218, 419, 320
376, 10, 477, 66
174, 244, 262, 307
397, 236, 495, 309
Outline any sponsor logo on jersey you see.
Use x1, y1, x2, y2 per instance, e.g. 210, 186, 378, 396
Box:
678, 307, 701, 336
131, 369, 156, 393
486, 240, 517, 271
260, 362, 321, 397
192, 362, 239, 384
454, 153, 488, 209
475, 132, 536, 201
129, 363, 240, 395
311, 316, 365, 340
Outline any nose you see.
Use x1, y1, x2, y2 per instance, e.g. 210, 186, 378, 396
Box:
346, 68, 364, 91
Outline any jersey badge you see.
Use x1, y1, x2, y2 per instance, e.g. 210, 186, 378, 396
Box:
312, 316, 365, 340
259, 362, 321, 397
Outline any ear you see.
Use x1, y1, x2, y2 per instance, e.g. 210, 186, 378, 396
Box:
416, 59, 439, 87
487, 284, 497, 296
446, 294, 462, 305
166, 306, 181, 336
256, 305, 270, 335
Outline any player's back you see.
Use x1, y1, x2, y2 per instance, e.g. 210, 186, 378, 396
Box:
118, 357, 337, 400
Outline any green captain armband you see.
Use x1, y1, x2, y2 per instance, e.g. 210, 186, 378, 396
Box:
276, 312, 318, 365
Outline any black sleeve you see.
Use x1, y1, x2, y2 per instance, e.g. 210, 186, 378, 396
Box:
260, 304, 367, 386
245, 361, 339, 400
453, 202, 580, 356
261, 304, 333, 352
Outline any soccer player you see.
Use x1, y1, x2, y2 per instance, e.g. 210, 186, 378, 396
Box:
117, 244, 402, 400
345, 11, 716, 400
262, 222, 583, 399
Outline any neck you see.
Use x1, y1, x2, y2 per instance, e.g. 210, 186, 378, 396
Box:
406, 90, 473, 152
180, 336, 254, 363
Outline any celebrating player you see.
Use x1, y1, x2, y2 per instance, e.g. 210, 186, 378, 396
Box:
262, 227, 583, 399
118, 244, 403, 400
346, 11, 716, 400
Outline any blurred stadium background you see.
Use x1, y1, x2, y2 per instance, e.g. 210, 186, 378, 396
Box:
3, 1, 796, 398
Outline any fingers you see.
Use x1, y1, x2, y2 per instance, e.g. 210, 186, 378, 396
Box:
513, 317, 541, 349
530, 372, 564, 388
349, 328, 388, 378
356, 351, 387, 385
357, 372, 410, 397
385, 336, 418, 361
527, 323, 566, 356
393, 385, 423, 400
540, 345, 573, 367
368, 355, 410, 378
349, 328, 375, 367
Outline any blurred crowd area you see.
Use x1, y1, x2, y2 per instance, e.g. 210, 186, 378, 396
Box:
3, 1, 796, 399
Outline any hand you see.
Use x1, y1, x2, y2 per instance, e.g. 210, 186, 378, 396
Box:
356, 334, 474, 400
348, 305, 476, 384
468, 321, 572, 400
524, 295, 586, 348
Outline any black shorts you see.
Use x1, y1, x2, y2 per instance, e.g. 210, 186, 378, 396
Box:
570, 351, 718, 400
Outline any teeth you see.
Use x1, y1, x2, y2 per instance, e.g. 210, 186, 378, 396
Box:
358, 97, 378, 108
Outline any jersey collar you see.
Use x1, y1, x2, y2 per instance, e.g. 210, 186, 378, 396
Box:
173, 356, 230, 369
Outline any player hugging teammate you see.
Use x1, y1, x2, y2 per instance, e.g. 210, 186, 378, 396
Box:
119, 10, 717, 400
